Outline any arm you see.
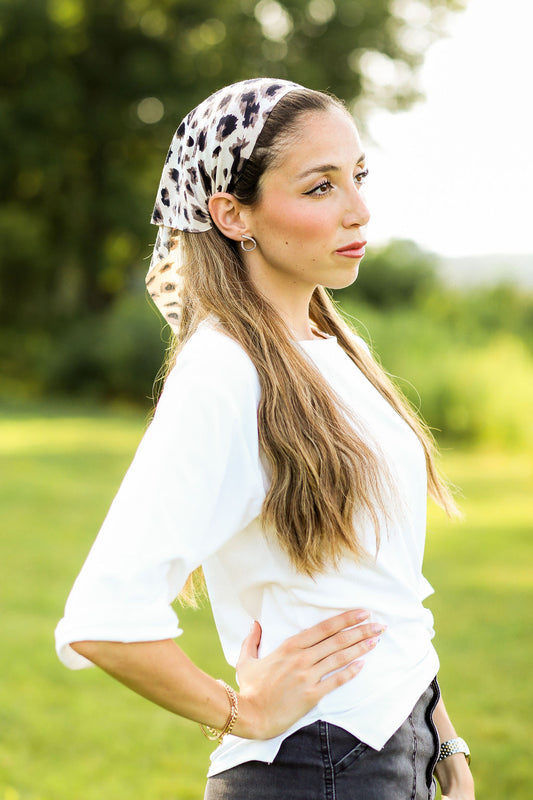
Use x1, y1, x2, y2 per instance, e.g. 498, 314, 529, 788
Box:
56, 341, 266, 670
433, 694, 475, 800
71, 611, 384, 740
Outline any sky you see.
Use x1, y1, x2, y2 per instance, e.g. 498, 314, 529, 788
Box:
363, 0, 532, 257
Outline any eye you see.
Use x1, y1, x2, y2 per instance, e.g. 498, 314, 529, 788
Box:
354, 168, 369, 187
305, 179, 334, 197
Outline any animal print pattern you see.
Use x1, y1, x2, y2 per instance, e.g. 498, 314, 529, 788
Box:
147, 78, 300, 331
151, 78, 299, 233
145, 226, 184, 330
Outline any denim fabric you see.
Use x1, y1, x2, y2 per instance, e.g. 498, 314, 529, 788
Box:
204, 679, 441, 800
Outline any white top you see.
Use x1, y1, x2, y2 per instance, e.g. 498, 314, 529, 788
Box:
55, 320, 439, 777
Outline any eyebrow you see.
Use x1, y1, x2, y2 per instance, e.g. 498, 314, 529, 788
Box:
296, 154, 366, 180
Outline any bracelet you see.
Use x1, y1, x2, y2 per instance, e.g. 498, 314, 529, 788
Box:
199, 680, 239, 744
437, 737, 471, 765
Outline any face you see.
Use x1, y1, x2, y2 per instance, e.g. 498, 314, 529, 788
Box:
242, 107, 370, 296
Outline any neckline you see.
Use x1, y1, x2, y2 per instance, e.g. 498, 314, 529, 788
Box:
200, 316, 337, 346
297, 333, 338, 345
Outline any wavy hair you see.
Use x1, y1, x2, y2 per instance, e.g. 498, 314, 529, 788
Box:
156, 88, 459, 601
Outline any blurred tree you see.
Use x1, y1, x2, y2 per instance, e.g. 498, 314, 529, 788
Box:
0, 0, 465, 334
422, 281, 533, 354
333, 238, 440, 307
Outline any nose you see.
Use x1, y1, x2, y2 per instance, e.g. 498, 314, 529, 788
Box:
342, 185, 370, 228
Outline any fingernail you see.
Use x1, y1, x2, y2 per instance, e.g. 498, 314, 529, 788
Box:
366, 638, 379, 649
372, 624, 387, 635
355, 610, 370, 621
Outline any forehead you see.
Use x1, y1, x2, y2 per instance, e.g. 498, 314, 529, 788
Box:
273, 107, 363, 175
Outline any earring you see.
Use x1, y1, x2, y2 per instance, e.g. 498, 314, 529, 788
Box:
240, 235, 257, 252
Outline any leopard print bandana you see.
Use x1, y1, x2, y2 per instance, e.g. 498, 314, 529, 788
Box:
146, 78, 300, 330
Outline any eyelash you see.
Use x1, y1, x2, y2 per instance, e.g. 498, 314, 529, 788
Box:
306, 168, 369, 197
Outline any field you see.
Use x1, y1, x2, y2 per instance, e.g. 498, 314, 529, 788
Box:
1, 401, 531, 799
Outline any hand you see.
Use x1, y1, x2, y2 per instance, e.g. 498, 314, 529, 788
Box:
233, 609, 385, 739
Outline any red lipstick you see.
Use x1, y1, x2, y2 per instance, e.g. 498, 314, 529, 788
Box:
336, 240, 367, 258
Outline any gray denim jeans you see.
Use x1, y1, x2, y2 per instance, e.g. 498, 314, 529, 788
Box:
204, 678, 441, 800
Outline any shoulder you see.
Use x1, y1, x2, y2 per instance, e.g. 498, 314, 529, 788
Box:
147, 323, 260, 446
352, 334, 371, 356
341, 329, 372, 357
163, 322, 261, 409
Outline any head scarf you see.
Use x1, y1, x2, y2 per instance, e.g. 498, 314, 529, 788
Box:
146, 77, 301, 331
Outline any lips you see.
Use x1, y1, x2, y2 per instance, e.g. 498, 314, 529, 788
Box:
335, 240, 367, 257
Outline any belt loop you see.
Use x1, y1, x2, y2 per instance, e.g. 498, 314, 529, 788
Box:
319, 721, 336, 800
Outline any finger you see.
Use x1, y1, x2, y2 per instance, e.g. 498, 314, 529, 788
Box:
313, 659, 365, 701
310, 636, 379, 681
294, 610, 370, 650
309, 623, 386, 666
237, 620, 262, 664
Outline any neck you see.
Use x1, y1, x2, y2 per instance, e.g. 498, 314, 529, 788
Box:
246, 260, 320, 341
269, 291, 318, 341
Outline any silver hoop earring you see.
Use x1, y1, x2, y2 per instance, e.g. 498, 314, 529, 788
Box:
240, 235, 257, 252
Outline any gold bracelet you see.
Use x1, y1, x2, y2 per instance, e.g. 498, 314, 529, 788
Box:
199, 680, 239, 744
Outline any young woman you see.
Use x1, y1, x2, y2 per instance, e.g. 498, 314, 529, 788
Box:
55, 78, 475, 799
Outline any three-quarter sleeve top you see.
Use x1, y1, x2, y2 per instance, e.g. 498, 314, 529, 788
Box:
55, 319, 439, 778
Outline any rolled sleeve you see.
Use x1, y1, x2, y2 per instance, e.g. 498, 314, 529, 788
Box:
418, 573, 435, 602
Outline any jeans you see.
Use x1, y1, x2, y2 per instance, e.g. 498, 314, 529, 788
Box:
204, 679, 441, 800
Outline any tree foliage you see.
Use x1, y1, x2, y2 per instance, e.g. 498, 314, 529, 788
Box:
0, 0, 465, 332
333, 238, 440, 307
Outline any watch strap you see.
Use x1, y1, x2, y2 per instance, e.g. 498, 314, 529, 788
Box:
438, 736, 471, 765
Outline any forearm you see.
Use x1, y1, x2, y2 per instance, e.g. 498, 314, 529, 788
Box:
433, 695, 475, 798
70, 610, 380, 744
70, 639, 258, 739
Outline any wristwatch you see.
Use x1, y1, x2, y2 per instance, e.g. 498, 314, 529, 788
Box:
437, 737, 471, 765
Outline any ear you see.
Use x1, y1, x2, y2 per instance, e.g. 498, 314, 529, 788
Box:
208, 192, 251, 242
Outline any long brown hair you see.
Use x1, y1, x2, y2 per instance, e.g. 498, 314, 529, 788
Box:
157, 88, 459, 600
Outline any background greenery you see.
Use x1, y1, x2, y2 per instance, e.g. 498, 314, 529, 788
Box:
1, 0, 532, 797
3, 0, 532, 449
1, 0, 465, 396
1, 407, 531, 799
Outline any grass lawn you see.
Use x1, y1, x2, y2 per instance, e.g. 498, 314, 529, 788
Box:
0, 400, 531, 799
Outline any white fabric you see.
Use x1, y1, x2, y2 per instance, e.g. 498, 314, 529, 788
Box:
55, 320, 439, 777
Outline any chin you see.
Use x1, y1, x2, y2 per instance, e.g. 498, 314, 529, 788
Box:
326, 264, 360, 290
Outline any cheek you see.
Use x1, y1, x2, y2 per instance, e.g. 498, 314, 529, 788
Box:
261, 202, 331, 245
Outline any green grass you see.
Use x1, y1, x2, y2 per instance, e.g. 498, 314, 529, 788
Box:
0, 401, 531, 799
425, 448, 533, 798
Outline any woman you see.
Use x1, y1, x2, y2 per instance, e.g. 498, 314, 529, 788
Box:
55, 78, 475, 799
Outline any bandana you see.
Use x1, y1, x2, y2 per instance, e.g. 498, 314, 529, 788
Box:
146, 78, 301, 331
